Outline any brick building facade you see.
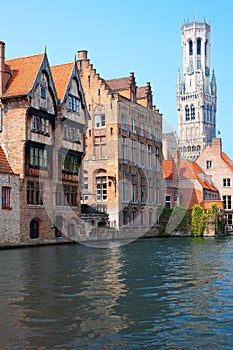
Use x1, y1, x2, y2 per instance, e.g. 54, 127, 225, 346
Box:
196, 138, 233, 229
163, 150, 220, 209
0, 146, 20, 243
77, 50, 163, 234
0, 41, 88, 244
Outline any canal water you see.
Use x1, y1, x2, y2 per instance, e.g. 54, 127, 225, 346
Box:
1, 237, 233, 349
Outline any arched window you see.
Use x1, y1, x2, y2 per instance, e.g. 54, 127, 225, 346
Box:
192, 146, 196, 152
183, 146, 187, 152
197, 38, 201, 55
185, 105, 190, 121
189, 40, 193, 55
30, 219, 39, 239
187, 146, 191, 152
197, 145, 201, 152
191, 105, 195, 120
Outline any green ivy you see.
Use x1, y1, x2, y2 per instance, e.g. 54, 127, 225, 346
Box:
191, 204, 205, 236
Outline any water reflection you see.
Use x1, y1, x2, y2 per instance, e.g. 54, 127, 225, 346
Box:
1, 238, 233, 349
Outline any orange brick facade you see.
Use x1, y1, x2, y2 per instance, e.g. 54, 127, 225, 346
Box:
77, 51, 163, 232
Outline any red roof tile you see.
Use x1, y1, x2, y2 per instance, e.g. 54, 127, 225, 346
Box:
51, 62, 73, 101
4, 54, 44, 97
222, 152, 233, 172
106, 77, 130, 91
163, 158, 217, 192
137, 86, 147, 99
0, 147, 13, 174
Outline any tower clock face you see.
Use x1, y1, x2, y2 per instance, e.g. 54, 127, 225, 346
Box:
186, 66, 194, 75
205, 66, 210, 76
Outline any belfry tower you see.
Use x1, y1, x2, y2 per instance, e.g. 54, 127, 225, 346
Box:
177, 19, 217, 160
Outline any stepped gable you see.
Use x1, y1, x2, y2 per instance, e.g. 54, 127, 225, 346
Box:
0, 146, 13, 174
3, 54, 44, 98
51, 62, 73, 101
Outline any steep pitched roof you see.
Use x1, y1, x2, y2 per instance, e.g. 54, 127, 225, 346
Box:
163, 160, 173, 180
50, 62, 73, 101
136, 86, 147, 99
106, 77, 130, 91
0, 147, 13, 174
163, 158, 218, 192
4, 54, 44, 98
222, 152, 233, 172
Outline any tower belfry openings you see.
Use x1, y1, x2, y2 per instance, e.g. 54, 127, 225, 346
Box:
177, 19, 217, 160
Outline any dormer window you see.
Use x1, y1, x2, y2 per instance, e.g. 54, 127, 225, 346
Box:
40, 78, 47, 99
40, 86, 46, 99
68, 94, 80, 113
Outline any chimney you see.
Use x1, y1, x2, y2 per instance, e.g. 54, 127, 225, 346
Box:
0, 41, 5, 95
212, 138, 222, 156
78, 50, 88, 60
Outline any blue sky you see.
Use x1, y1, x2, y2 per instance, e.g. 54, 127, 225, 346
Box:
1, 0, 232, 158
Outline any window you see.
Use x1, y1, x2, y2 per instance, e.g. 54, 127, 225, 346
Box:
185, 106, 190, 121
206, 160, 212, 169
31, 115, 50, 136
40, 86, 46, 99
2, 186, 11, 209
61, 153, 79, 174
155, 180, 160, 204
148, 144, 152, 168
189, 40, 193, 55
96, 176, 107, 201
140, 142, 144, 167
148, 178, 153, 204
83, 177, 89, 201
68, 95, 80, 113
131, 139, 136, 165
122, 136, 127, 163
63, 125, 81, 143
132, 175, 137, 203
155, 147, 159, 169
197, 38, 201, 55
131, 210, 137, 225
123, 210, 128, 226
140, 176, 145, 203
56, 184, 77, 207
226, 213, 233, 228
165, 195, 172, 208
94, 136, 106, 159
223, 178, 231, 187
122, 114, 127, 130
197, 59, 201, 69
148, 126, 152, 139
122, 181, 127, 202
139, 122, 144, 136
27, 181, 43, 205
30, 147, 47, 168
191, 105, 195, 120
95, 114, 105, 128
155, 128, 159, 141
223, 196, 232, 210
131, 118, 136, 133
140, 211, 144, 226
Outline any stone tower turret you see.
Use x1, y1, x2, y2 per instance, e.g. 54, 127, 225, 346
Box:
177, 19, 217, 160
